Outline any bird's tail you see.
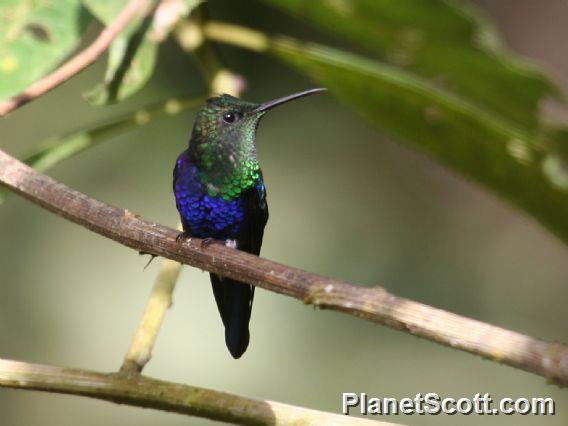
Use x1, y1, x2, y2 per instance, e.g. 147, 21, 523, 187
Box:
210, 274, 255, 359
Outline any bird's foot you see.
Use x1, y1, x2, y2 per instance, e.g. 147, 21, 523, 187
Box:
200, 237, 219, 248
198, 238, 235, 249
176, 232, 191, 244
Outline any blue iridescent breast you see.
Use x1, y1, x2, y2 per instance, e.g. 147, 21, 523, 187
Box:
174, 153, 249, 239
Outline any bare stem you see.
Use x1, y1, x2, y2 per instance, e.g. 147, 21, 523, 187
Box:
0, 0, 151, 117
120, 257, 182, 374
0, 359, 394, 426
175, 5, 247, 96
1, 149, 567, 386
203, 21, 270, 53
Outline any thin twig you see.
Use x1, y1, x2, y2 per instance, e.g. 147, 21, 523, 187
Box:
175, 12, 247, 95
120, 257, 182, 374
0, 0, 150, 117
1, 149, 567, 386
0, 359, 395, 426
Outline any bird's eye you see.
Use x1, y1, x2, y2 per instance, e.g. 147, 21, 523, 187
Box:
222, 111, 238, 124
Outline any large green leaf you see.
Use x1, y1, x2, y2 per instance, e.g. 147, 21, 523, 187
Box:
262, 0, 560, 131
0, 0, 90, 100
82, 0, 201, 105
269, 37, 568, 243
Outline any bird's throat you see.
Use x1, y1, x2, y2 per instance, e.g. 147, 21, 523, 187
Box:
193, 145, 260, 200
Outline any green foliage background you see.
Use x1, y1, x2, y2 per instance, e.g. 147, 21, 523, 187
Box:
0, 0, 567, 425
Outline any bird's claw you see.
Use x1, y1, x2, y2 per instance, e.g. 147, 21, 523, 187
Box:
200, 237, 217, 248
176, 233, 220, 248
176, 232, 191, 244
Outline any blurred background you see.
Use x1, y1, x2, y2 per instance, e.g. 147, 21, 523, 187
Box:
0, 0, 567, 425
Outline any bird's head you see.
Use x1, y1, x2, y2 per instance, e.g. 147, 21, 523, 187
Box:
187, 88, 326, 198
189, 88, 326, 155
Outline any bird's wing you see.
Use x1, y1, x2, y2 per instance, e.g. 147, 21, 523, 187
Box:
173, 150, 186, 193
244, 177, 269, 256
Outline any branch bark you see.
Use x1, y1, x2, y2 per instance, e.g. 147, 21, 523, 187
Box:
0, 359, 394, 426
0, 148, 567, 387
0, 0, 150, 117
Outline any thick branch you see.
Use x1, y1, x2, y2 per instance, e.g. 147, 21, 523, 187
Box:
0, 0, 150, 117
0, 359, 393, 426
0, 149, 567, 386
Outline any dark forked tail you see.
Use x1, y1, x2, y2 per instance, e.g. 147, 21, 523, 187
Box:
210, 274, 255, 359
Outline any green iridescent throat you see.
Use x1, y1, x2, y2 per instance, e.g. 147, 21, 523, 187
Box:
192, 115, 262, 200
201, 155, 261, 201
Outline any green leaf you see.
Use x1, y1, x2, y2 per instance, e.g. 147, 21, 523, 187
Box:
82, 0, 130, 28
82, 0, 202, 105
262, 0, 560, 130
0, 0, 90, 100
270, 38, 568, 243
84, 30, 158, 105
82, 0, 156, 104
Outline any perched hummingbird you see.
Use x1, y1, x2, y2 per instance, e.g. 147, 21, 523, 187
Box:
173, 88, 326, 358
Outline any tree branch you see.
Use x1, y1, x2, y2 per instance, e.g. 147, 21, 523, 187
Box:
0, 0, 151, 117
0, 359, 394, 426
0, 148, 567, 387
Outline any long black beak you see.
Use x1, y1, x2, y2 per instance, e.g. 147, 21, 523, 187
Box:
253, 88, 327, 113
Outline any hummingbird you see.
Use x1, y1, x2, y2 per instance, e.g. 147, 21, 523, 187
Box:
173, 88, 326, 358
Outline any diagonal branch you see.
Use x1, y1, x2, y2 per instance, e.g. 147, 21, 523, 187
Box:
0, 0, 151, 117
0, 359, 394, 426
0, 148, 567, 386
120, 257, 182, 373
